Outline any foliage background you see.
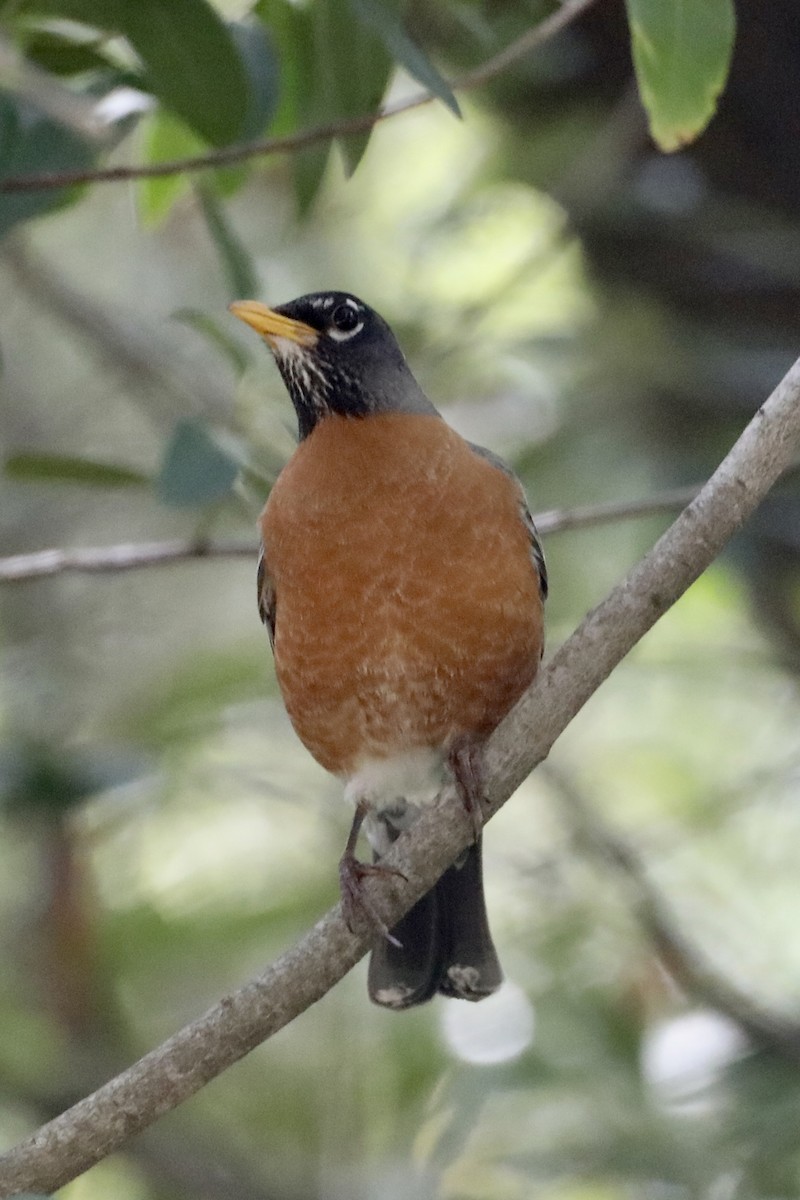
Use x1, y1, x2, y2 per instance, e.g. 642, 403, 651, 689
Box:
2, 1, 800, 1197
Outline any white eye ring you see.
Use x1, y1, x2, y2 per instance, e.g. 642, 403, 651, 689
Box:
328, 320, 364, 342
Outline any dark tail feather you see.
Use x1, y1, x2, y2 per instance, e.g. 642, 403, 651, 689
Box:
368, 886, 442, 1008
368, 836, 503, 1009
436, 837, 503, 1001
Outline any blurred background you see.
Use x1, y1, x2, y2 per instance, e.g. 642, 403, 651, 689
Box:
2, 1, 800, 1197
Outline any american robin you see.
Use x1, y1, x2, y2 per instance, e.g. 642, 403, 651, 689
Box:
230, 291, 547, 1009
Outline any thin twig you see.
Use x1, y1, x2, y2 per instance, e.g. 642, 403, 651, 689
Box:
0, 0, 598, 195
533, 484, 701, 534
0, 486, 701, 583
0, 353, 798, 1196
0, 539, 253, 582
455, 0, 594, 91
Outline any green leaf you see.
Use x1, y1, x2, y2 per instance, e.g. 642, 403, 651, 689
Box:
257, 0, 332, 213
314, 0, 394, 175
349, 0, 460, 118
292, 143, 331, 215
0, 92, 94, 236
200, 19, 279, 197
43, 0, 250, 146
5, 452, 148, 487
229, 19, 280, 141
122, 0, 249, 145
625, 0, 736, 152
309, 0, 388, 175
156, 419, 239, 508
254, 0, 303, 138
258, 0, 394, 199
17, 27, 114, 76
196, 182, 259, 299
138, 109, 202, 226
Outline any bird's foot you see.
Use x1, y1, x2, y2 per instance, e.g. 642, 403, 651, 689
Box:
338, 852, 407, 946
449, 740, 485, 842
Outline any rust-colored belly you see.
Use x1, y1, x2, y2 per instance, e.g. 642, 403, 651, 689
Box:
261, 414, 544, 777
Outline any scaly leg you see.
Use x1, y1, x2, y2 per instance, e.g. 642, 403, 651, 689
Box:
338, 799, 407, 946
449, 740, 485, 843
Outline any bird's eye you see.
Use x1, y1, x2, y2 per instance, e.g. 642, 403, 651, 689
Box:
330, 303, 361, 333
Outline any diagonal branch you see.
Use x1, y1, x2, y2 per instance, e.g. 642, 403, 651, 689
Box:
0, 486, 702, 583
0, 0, 598, 195
1, 357, 799, 1197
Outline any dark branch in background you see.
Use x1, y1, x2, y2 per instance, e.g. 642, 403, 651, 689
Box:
542, 765, 800, 1053
0, 0, 598, 195
0, 486, 702, 583
0, 354, 798, 1197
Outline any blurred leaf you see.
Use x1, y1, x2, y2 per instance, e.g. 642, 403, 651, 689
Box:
291, 143, 331, 217
258, 0, 393, 200
209, 161, 249, 197
0, 741, 145, 817
17, 27, 114, 76
254, 0, 301, 138
201, 20, 279, 198
119, 0, 249, 146
156, 418, 240, 508
0, 91, 94, 236
310, 0, 394, 176
138, 109, 202, 225
196, 182, 259, 298
40, 0, 250, 145
172, 307, 251, 376
257, 0, 332, 214
349, 0, 460, 118
625, 0, 736, 151
5, 452, 148, 487
229, 18, 280, 141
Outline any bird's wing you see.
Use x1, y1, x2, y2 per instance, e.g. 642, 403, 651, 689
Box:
256, 546, 276, 650
467, 441, 548, 601
518, 496, 548, 600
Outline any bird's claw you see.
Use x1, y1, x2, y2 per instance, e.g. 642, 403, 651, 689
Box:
450, 741, 485, 841
338, 853, 407, 947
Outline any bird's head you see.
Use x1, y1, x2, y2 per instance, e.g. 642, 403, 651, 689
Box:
230, 291, 436, 439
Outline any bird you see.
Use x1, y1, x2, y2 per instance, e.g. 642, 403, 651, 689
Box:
230, 291, 547, 1009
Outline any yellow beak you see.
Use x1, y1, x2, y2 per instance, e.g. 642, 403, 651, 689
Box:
229, 300, 318, 348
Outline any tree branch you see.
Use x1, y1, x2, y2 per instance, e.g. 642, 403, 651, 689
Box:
0, 0, 598, 195
0, 538, 253, 582
533, 484, 701, 535
0, 486, 702, 583
1, 357, 799, 1196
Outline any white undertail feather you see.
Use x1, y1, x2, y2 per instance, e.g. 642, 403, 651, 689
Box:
344, 748, 447, 856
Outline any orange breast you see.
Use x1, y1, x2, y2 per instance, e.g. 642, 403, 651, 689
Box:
261, 413, 544, 777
